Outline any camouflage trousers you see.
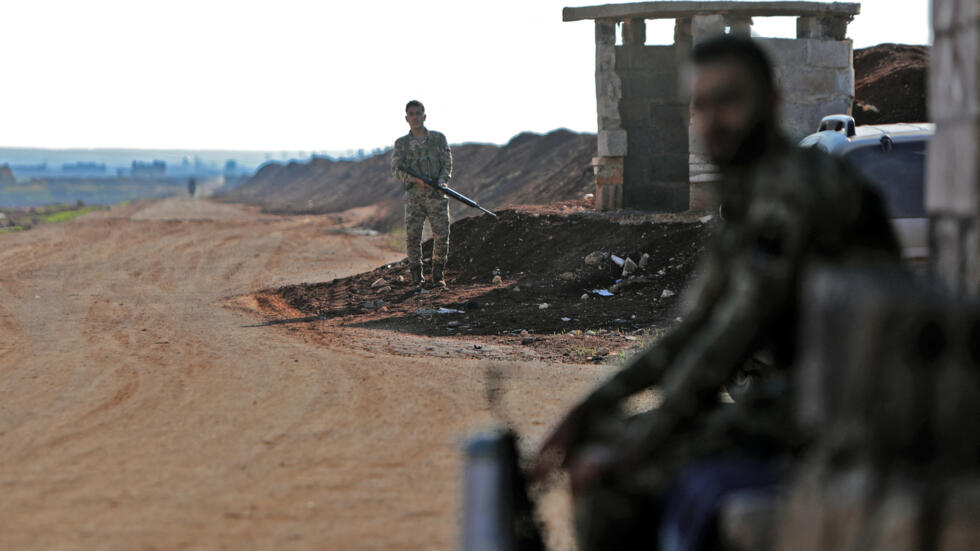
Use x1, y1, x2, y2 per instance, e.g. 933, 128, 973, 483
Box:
404, 189, 450, 268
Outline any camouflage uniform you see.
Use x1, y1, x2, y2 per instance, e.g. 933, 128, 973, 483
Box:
571, 139, 901, 550
391, 129, 452, 276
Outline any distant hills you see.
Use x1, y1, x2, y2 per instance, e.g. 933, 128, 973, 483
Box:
219, 129, 597, 230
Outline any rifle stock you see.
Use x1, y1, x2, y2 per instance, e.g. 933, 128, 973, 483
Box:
397, 165, 497, 218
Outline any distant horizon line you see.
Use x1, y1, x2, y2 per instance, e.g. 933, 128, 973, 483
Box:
0, 128, 595, 154
0, 145, 361, 155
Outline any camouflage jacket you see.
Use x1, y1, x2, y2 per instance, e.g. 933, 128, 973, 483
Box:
583, 139, 901, 459
391, 129, 452, 195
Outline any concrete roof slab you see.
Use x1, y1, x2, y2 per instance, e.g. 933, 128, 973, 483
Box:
563, 1, 860, 22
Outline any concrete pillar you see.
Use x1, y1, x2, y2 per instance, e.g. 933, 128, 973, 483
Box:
673, 17, 692, 47
928, 0, 980, 295
796, 15, 850, 40
593, 157, 624, 211
726, 16, 752, 36
687, 14, 726, 210
622, 18, 645, 46
593, 19, 625, 209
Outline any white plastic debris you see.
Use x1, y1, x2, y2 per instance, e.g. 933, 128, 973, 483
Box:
561, 317, 572, 322
371, 278, 387, 288
661, 289, 676, 298
538, 303, 550, 310
416, 307, 464, 316
592, 289, 614, 297
699, 214, 714, 224
610, 254, 625, 267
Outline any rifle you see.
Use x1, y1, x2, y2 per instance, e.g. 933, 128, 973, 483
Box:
398, 164, 497, 218
462, 429, 545, 551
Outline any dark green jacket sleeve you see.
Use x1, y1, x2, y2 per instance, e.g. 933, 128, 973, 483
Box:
583, 243, 730, 411
619, 192, 812, 457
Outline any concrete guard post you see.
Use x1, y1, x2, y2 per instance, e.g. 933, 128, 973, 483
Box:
563, 1, 860, 212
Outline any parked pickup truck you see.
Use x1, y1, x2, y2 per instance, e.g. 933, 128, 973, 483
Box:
799, 114, 933, 263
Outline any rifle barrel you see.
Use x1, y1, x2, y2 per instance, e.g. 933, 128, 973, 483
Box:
397, 165, 497, 218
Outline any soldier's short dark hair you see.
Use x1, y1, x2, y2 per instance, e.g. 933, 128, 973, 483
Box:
406, 100, 425, 113
692, 35, 775, 96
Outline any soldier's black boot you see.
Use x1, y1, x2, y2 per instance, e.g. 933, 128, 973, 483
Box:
430, 263, 447, 289
410, 264, 424, 287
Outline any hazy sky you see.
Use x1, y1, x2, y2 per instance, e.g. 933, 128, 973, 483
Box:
1, 0, 930, 151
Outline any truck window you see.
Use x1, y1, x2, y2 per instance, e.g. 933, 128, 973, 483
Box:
843, 140, 927, 218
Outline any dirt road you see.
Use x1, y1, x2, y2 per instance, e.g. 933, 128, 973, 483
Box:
0, 198, 607, 550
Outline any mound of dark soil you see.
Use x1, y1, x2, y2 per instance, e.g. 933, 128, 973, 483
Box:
268, 206, 709, 342
853, 44, 929, 125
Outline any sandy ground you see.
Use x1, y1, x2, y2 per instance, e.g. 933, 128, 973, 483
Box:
0, 198, 610, 550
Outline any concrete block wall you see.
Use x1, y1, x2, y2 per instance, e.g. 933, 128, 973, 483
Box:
928, 0, 980, 295
758, 38, 855, 142
775, 267, 980, 551
616, 43, 689, 211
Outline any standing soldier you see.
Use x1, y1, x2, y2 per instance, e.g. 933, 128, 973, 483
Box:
391, 100, 452, 289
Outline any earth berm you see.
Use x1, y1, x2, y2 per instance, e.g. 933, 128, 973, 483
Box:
253, 200, 710, 363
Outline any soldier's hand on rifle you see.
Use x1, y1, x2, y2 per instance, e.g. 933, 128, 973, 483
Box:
568, 444, 616, 495
529, 402, 590, 485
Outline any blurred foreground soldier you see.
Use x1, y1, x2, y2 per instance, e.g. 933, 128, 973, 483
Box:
391, 100, 452, 289
531, 35, 900, 551
187, 177, 196, 198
